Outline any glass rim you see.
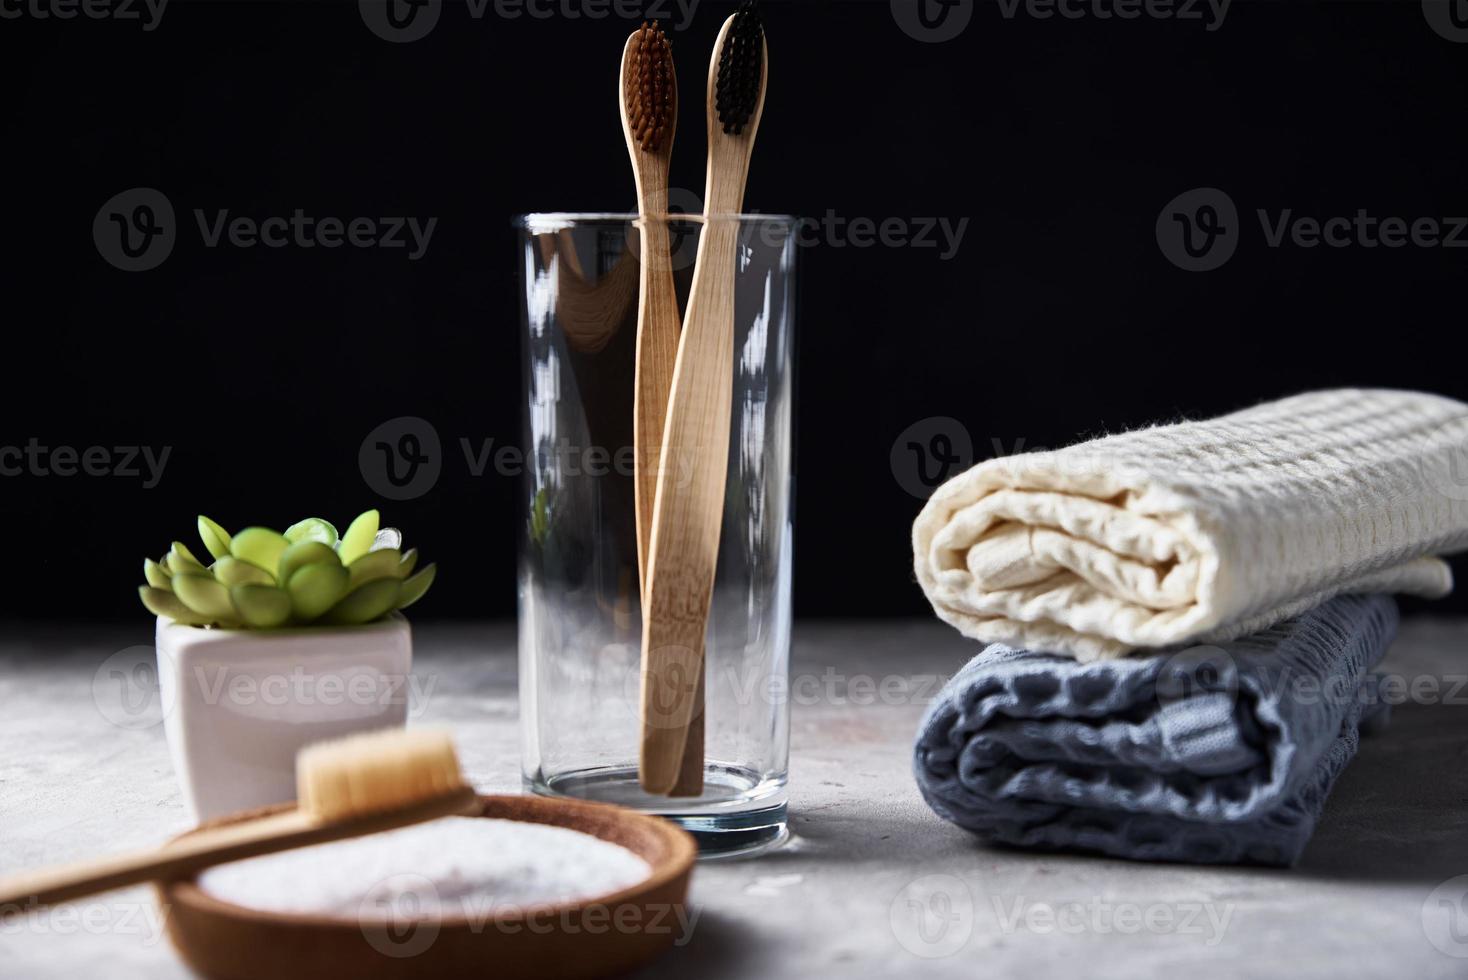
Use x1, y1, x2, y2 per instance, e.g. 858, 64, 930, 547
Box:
514, 211, 800, 231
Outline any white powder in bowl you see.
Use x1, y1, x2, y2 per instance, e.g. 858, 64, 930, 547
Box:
199, 817, 652, 918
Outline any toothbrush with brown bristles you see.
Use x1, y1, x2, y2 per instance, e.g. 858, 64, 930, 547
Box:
640, 1, 767, 796
622, 20, 705, 797
0, 729, 476, 912
621, 20, 681, 593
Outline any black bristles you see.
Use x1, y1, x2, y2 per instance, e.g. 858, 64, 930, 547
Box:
627, 21, 674, 154
715, 0, 763, 136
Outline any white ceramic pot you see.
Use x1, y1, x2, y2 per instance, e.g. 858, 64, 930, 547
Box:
155, 613, 413, 822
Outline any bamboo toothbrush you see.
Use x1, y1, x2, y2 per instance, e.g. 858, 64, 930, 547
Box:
640, 1, 767, 796
621, 21, 681, 585
0, 729, 475, 911
621, 20, 704, 798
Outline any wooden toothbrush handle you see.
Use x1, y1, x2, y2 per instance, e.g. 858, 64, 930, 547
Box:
0, 809, 316, 911
634, 215, 683, 587
0, 789, 477, 912
640, 219, 740, 794
632, 215, 705, 797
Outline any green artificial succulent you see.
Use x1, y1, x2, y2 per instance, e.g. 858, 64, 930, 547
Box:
139, 510, 436, 629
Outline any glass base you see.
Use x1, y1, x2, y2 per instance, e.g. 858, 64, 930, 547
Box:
526, 763, 788, 859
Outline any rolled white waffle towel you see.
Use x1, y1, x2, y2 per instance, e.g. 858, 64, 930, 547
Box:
912, 389, 1468, 660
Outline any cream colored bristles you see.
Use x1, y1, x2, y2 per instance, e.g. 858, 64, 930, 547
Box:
297, 728, 464, 823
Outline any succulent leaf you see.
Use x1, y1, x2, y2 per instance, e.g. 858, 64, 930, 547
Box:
279, 540, 341, 587
139, 586, 212, 625
197, 515, 233, 561
348, 548, 402, 588
371, 527, 403, 552
287, 562, 350, 621
169, 542, 210, 577
230, 584, 293, 628
231, 527, 290, 575
323, 577, 401, 625
143, 558, 172, 591
212, 556, 275, 588
339, 510, 380, 565
398, 563, 436, 610
139, 510, 433, 629
172, 573, 236, 622
530, 488, 550, 545
285, 518, 338, 548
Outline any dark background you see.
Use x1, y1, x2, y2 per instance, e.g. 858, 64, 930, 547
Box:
3, 0, 1467, 623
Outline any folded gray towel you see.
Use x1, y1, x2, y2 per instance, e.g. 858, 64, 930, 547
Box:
913, 594, 1398, 866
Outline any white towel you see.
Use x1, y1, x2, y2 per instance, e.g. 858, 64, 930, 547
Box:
912, 389, 1468, 660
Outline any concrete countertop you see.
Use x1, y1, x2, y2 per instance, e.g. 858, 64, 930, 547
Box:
2, 619, 1466, 979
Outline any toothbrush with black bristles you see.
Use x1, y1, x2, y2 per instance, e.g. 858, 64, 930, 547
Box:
639, 0, 767, 797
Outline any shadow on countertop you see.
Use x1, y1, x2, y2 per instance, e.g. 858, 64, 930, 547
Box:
1296, 700, 1468, 884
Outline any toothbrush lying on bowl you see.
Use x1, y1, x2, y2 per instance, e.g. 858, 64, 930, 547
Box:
620, 20, 707, 796
0, 729, 476, 911
639, 0, 766, 796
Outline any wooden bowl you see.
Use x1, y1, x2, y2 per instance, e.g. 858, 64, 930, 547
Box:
155, 794, 697, 980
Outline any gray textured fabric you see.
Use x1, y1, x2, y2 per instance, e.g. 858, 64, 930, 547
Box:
913, 595, 1399, 866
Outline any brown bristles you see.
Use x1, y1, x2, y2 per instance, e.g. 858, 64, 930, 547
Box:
715, 0, 762, 136
627, 21, 674, 154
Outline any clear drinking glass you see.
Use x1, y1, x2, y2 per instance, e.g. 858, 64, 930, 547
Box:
515, 212, 796, 857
